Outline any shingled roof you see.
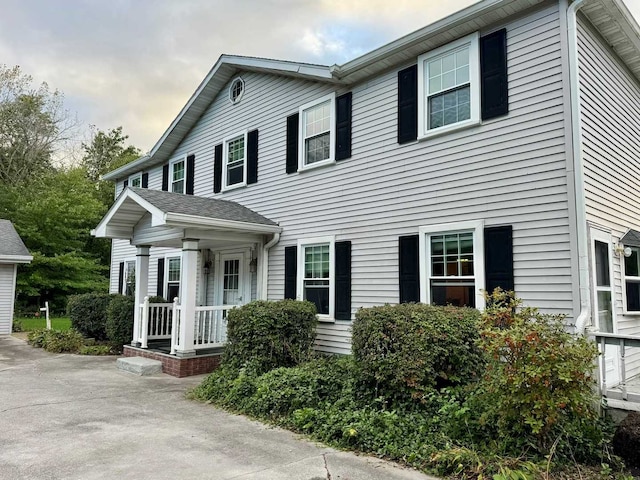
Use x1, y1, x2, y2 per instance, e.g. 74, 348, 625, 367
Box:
0, 220, 32, 263
130, 188, 278, 226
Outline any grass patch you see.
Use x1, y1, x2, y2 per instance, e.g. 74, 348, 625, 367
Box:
14, 316, 71, 332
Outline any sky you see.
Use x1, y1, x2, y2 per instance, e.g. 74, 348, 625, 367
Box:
2, 0, 640, 156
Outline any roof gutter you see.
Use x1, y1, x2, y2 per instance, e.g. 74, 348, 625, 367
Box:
566, 0, 590, 334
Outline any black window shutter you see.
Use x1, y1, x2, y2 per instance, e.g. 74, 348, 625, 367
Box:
286, 113, 299, 174
397, 65, 418, 144
284, 246, 297, 300
481, 28, 508, 120
162, 165, 169, 191
247, 129, 259, 184
335, 241, 352, 320
186, 154, 195, 195
335, 92, 352, 161
141, 173, 148, 188
118, 262, 125, 295
123, 179, 128, 188
399, 235, 420, 303
484, 225, 514, 294
157, 258, 165, 298
213, 144, 223, 194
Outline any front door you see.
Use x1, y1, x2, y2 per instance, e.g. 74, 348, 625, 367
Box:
218, 253, 246, 310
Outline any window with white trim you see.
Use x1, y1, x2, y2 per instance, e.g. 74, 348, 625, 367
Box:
166, 257, 181, 301
297, 237, 335, 318
299, 93, 335, 170
129, 173, 142, 188
624, 246, 640, 312
419, 221, 484, 309
171, 160, 185, 194
418, 33, 480, 138
223, 132, 247, 189
123, 260, 135, 296
593, 236, 614, 330
229, 77, 245, 104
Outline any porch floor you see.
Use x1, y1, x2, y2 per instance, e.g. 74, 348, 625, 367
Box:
143, 339, 225, 356
604, 374, 640, 410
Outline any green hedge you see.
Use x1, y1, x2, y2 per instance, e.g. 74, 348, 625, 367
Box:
106, 295, 135, 353
352, 303, 484, 402
67, 293, 114, 340
222, 300, 318, 374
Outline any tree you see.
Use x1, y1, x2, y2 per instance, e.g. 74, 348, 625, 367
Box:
82, 126, 141, 208
0, 65, 76, 185
9, 167, 110, 311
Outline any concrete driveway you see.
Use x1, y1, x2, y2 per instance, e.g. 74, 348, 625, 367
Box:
0, 336, 435, 480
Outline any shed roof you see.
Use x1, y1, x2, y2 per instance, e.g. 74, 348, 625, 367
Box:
0, 220, 32, 263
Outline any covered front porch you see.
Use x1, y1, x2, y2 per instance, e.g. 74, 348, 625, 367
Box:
92, 187, 281, 368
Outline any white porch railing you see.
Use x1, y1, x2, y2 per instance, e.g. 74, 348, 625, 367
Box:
136, 299, 174, 348
136, 296, 231, 355
590, 332, 640, 404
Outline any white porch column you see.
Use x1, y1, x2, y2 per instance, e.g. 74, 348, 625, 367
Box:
132, 245, 150, 347
176, 238, 198, 357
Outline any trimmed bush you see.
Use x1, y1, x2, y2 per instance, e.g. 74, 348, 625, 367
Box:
78, 345, 113, 355
27, 328, 49, 348
67, 293, 113, 340
106, 294, 135, 353
222, 300, 317, 374
352, 303, 484, 402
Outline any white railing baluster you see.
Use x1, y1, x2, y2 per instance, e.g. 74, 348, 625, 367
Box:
621, 339, 627, 401
170, 298, 179, 354
600, 337, 607, 392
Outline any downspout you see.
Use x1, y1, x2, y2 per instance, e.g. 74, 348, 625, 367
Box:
260, 232, 280, 300
567, 0, 590, 333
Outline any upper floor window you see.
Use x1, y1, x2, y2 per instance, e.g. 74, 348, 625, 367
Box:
229, 77, 245, 104
419, 220, 485, 309
171, 159, 185, 194
299, 93, 335, 170
129, 173, 142, 188
417, 33, 480, 139
223, 132, 247, 190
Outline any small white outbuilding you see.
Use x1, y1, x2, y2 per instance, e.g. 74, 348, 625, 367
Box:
0, 220, 32, 335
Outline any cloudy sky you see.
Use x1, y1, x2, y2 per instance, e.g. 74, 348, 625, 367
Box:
2, 0, 640, 154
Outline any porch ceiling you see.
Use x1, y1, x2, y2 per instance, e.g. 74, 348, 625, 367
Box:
91, 187, 281, 242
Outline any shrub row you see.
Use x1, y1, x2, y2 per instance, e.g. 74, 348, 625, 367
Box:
194, 293, 615, 479
27, 329, 85, 353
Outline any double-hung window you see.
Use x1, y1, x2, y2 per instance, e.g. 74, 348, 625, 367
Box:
223, 132, 247, 190
418, 33, 480, 138
129, 173, 142, 188
299, 93, 335, 170
419, 221, 484, 309
166, 257, 181, 301
171, 160, 185, 194
297, 237, 335, 318
624, 246, 640, 313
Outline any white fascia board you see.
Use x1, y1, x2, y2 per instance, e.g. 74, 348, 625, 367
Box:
102, 155, 150, 181
0, 255, 33, 264
223, 56, 334, 80
93, 188, 166, 237
164, 212, 282, 234
333, 0, 518, 80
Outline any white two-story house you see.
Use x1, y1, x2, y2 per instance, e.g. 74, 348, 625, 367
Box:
94, 0, 640, 400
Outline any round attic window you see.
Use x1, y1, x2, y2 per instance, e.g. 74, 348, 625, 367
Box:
229, 77, 245, 104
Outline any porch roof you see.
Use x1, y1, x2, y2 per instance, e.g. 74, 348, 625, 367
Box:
0, 220, 32, 264
92, 187, 281, 240
620, 228, 640, 247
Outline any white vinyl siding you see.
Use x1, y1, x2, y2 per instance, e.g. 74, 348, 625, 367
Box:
110, 3, 573, 354
0, 264, 17, 335
577, 17, 640, 334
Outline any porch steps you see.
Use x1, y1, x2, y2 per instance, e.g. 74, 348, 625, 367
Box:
116, 357, 163, 376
